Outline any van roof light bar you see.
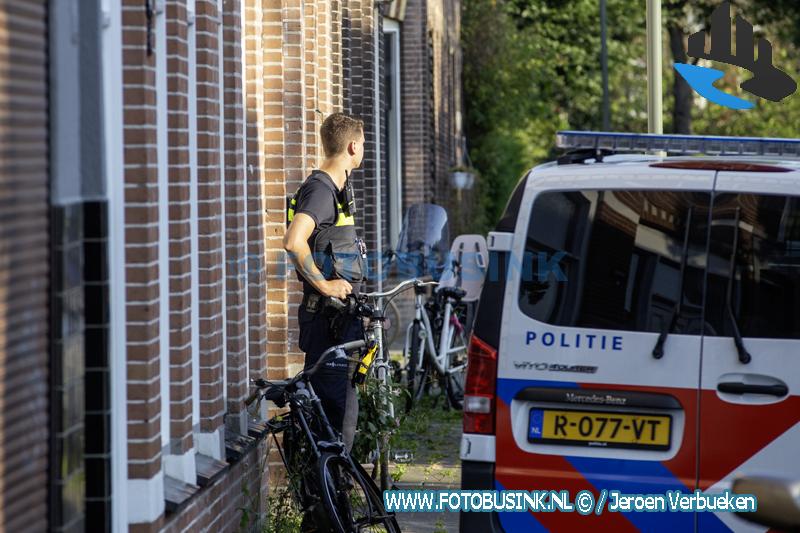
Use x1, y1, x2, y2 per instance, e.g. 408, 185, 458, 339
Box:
556, 131, 800, 158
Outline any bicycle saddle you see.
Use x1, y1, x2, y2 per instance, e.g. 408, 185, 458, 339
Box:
438, 286, 466, 301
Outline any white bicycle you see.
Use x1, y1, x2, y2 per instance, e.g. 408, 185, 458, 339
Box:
402, 281, 469, 411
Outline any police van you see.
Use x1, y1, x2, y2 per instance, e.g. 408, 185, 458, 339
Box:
460, 131, 800, 532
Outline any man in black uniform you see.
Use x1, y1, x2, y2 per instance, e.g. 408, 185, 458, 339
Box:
283, 113, 366, 451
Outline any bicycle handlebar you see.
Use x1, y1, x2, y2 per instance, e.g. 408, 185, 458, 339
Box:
245, 339, 368, 406
247, 282, 435, 406
300, 339, 367, 382
363, 278, 438, 300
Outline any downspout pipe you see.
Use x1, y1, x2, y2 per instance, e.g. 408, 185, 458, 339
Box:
373, 3, 384, 292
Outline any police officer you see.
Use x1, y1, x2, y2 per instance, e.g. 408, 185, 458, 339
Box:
283, 113, 366, 452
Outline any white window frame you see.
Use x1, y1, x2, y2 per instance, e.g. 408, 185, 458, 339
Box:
101, 0, 129, 529
383, 18, 403, 249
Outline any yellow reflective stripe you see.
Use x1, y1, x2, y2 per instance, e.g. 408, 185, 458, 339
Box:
288, 198, 353, 225
335, 202, 354, 226
336, 212, 355, 226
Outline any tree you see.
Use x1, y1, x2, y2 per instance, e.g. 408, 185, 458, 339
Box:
463, 0, 648, 230
664, 0, 800, 134
462, 0, 800, 232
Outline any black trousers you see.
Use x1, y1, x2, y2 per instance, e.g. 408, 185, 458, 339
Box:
298, 305, 362, 450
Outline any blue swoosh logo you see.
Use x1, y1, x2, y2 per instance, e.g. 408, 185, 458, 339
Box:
674, 62, 755, 110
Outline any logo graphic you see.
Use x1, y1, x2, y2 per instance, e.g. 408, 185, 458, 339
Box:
674, 1, 797, 110
512, 361, 598, 374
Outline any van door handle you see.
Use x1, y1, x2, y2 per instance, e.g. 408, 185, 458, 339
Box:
717, 382, 788, 397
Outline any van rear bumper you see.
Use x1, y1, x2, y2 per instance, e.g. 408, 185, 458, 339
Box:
459, 460, 504, 533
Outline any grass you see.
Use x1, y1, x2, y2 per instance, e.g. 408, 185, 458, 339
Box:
389, 397, 463, 531
389, 395, 462, 487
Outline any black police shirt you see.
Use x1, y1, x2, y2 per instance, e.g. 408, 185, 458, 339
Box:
293, 170, 342, 294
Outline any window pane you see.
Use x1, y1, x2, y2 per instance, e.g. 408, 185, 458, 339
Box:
706, 194, 800, 339
518, 190, 711, 334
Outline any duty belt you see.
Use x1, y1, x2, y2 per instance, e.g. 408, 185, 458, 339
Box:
302, 292, 324, 314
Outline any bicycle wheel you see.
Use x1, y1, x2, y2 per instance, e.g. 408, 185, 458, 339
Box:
383, 298, 402, 350
282, 419, 322, 510
445, 320, 468, 410
318, 452, 400, 533
404, 320, 427, 412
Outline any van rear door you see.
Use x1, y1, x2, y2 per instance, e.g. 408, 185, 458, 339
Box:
495, 166, 714, 531
698, 171, 800, 532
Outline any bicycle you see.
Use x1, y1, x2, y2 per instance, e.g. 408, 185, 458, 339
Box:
402, 282, 469, 412
327, 278, 437, 491
245, 340, 399, 533
246, 279, 433, 530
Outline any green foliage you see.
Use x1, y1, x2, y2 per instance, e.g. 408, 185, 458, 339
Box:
351, 373, 403, 463
464, 0, 800, 232
463, 0, 647, 231
692, 48, 800, 138
262, 485, 302, 533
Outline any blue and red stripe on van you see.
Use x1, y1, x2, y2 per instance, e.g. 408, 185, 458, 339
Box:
494, 378, 712, 532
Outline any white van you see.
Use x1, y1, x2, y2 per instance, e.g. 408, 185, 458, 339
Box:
460, 132, 800, 532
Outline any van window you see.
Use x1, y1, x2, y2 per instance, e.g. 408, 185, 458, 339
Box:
705, 194, 800, 339
518, 190, 711, 334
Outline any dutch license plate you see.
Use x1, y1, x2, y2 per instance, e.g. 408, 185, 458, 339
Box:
528, 408, 672, 450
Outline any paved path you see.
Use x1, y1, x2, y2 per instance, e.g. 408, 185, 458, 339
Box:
389, 401, 462, 533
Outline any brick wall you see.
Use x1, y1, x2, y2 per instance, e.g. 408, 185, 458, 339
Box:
163, 438, 268, 532
263, 0, 290, 383
194, 0, 226, 439
243, 0, 269, 398
166, 0, 194, 460
222, 0, 249, 435
25, 0, 466, 529
122, 0, 163, 485
401, 0, 435, 207
1, 4, 52, 529
399, 0, 466, 226
428, 0, 471, 235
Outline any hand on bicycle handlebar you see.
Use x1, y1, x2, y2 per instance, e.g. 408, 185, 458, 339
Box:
320, 278, 352, 299
324, 293, 373, 318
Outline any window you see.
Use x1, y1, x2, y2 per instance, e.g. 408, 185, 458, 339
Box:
383, 18, 402, 248
705, 194, 800, 339
518, 190, 711, 334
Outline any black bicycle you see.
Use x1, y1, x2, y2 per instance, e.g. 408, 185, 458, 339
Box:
245, 340, 400, 533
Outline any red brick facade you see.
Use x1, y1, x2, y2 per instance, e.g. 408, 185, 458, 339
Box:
166, 0, 195, 460
401, 0, 469, 229
122, 0, 163, 483
0, 2, 49, 531
0, 0, 464, 530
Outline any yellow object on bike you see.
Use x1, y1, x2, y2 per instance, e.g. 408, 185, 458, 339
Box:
352, 340, 378, 385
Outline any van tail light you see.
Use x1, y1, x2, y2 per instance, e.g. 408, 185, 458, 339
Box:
463, 334, 498, 435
